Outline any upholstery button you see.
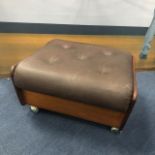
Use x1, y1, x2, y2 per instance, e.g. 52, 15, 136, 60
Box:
62, 44, 71, 49
99, 67, 109, 74
104, 51, 112, 56
78, 55, 88, 60
48, 56, 58, 64
124, 84, 130, 89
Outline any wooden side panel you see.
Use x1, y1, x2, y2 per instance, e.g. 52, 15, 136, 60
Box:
0, 33, 155, 76
22, 90, 125, 128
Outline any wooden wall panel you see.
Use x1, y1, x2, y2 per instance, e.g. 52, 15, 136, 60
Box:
0, 33, 155, 76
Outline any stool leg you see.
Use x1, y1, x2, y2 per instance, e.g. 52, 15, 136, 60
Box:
30, 105, 39, 113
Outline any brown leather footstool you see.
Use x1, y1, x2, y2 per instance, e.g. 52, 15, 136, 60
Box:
11, 40, 137, 132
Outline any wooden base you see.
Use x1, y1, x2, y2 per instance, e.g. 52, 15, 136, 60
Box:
22, 90, 125, 129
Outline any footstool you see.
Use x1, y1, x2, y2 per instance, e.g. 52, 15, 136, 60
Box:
11, 39, 137, 132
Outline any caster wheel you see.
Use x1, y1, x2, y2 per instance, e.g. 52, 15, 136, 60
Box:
111, 127, 120, 133
7, 78, 10, 81
30, 106, 39, 113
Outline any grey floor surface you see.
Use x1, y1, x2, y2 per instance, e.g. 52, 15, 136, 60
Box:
0, 71, 155, 155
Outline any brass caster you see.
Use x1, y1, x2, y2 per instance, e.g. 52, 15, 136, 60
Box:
111, 127, 120, 133
30, 105, 39, 113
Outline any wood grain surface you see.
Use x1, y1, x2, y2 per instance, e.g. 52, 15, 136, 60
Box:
0, 33, 155, 76
23, 90, 125, 128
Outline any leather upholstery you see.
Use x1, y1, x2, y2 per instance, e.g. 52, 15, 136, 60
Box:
13, 40, 134, 112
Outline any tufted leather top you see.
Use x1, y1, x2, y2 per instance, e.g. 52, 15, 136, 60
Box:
13, 39, 134, 112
